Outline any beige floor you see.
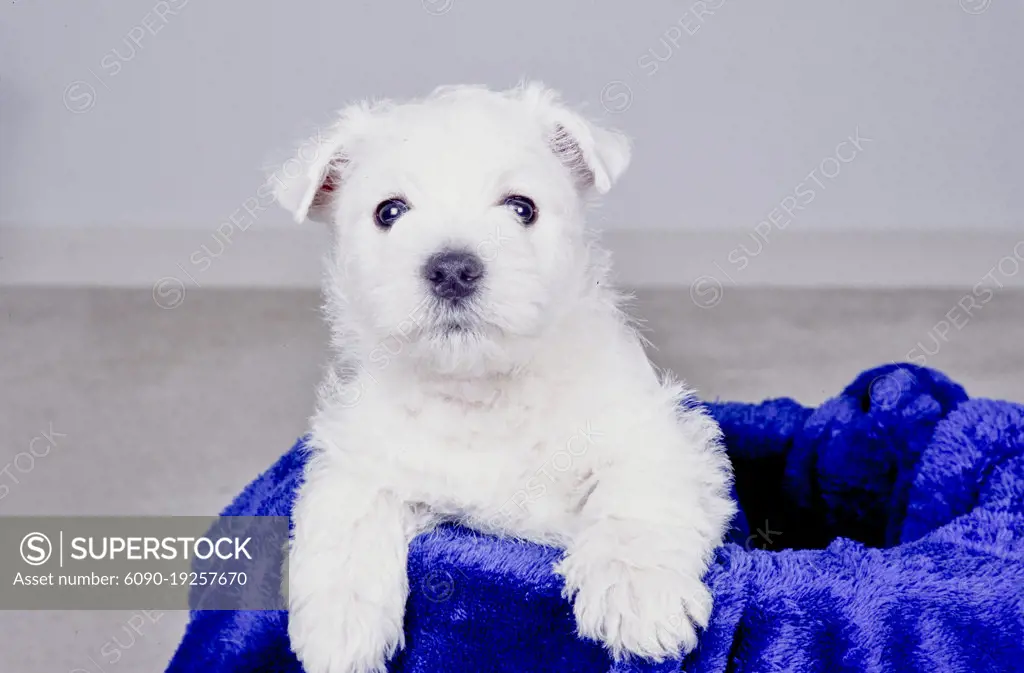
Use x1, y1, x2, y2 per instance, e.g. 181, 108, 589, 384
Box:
0, 287, 1022, 672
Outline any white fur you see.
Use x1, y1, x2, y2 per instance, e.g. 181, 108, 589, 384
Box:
274, 83, 735, 672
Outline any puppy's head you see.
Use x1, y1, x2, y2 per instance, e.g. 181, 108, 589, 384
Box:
273, 83, 630, 376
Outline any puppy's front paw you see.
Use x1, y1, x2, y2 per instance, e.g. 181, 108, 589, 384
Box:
556, 553, 713, 661
288, 592, 404, 673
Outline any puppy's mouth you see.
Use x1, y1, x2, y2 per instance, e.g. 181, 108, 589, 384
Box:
436, 312, 478, 337
428, 299, 485, 337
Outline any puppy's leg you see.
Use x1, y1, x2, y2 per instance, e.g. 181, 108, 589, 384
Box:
556, 400, 735, 661
288, 450, 417, 673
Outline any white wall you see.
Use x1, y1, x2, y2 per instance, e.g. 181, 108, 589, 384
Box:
0, 1, 1021, 286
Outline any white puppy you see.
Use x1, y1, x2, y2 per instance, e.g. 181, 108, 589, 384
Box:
273, 83, 735, 673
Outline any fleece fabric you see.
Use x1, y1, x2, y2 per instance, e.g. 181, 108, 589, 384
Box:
167, 364, 1024, 672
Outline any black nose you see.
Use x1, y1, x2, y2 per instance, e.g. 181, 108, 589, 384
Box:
423, 249, 485, 301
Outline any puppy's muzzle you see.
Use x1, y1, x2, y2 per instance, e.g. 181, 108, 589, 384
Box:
423, 249, 484, 302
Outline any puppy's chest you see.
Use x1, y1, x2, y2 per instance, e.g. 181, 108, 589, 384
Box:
377, 396, 594, 511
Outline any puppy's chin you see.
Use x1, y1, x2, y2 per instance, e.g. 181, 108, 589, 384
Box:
399, 309, 527, 378
431, 304, 480, 336
405, 331, 487, 377
367, 295, 551, 377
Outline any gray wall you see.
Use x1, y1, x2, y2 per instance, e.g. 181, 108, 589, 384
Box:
1, 0, 1021, 235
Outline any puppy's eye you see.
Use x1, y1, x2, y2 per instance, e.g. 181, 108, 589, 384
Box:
502, 195, 537, 226
374, 198, 409, 229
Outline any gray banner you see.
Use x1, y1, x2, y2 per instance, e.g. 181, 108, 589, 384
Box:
0, 516, 288, 610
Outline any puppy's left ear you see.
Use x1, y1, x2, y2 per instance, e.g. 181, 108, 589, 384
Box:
514, 82, 632, 194
271, 102, 379, 223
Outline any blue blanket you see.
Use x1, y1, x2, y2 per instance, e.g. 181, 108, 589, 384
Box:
167, 364, 1024, 672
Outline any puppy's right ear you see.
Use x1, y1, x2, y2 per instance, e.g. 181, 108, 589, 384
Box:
271, 102, 379, 223
511, 81, 631, 195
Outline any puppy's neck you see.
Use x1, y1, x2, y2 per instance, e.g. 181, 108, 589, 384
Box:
412, 370, 518, 408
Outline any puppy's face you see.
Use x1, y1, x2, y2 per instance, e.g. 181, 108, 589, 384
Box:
275, 84, 630, 375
